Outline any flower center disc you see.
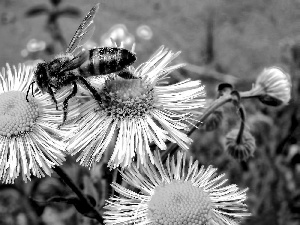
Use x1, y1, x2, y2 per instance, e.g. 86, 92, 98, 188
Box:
0, 91, 39, 138
147, 181, 212, 225
100, 78, 155, 119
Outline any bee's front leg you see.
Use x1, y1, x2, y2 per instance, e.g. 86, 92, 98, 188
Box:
26, 81, 35, 102
59, 81, 78, 128
47, 86, 58, 110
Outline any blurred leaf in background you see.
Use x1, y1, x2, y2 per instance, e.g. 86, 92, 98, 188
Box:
25, 0, 81, 52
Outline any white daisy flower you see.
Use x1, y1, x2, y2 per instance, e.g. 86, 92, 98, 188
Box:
255, 67, 291, 106
66, 46, 206, 168
243, 67, 291, 106
0, 63, 78, 183
103, 151, 250, 225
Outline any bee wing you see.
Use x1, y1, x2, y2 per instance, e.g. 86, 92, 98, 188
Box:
60, 50, 89, 72
66, 3, 100, 54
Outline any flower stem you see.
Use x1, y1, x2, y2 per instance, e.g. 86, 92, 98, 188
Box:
53, 166, 104, 224
236, 106, 245, 144
239, 89, 261, 98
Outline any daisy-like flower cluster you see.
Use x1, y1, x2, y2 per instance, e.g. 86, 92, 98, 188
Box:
0, 64, 78, 183
103, 151, 250, 225
66, 46, 206, 168
0, 43, 253, 224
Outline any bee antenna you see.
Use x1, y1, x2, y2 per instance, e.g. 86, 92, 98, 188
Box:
26, 81, 35, 102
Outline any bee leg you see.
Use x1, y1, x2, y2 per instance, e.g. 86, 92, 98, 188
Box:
60, 81, 78, 127
77, 76, 103, 108
26, 86, 30, 102
26, 81, 35, 102
116, 70, 136, 79
47, 86, 58, 110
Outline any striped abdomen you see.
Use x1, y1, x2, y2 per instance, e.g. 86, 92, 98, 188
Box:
78, 47, 136, 77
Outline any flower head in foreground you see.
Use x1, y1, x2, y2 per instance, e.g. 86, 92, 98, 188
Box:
67, 46, 205, 168
103, 151, 250, 225
0, 63, 78, 183
252, 67, 291, 106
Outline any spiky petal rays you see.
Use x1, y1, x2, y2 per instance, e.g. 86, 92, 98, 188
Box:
103, 151, 251, 225
0, 63, 78, 183
66, 46, 206, 168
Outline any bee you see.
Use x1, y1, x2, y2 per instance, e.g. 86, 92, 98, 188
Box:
26, 3, 137, 125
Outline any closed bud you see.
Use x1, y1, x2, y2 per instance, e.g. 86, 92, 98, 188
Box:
254, 67, 291, 106
204, 109, 223, 131
225, 129, 256, 161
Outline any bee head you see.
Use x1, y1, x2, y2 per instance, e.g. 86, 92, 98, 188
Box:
34, 62, 49, 93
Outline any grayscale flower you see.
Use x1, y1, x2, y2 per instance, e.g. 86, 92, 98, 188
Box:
104, 151, 250, 225
0, 63, 78, 183
66, 46, 205, 168
253, 67, 291, 106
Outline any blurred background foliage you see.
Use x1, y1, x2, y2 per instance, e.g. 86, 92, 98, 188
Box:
0, 0, 300, 224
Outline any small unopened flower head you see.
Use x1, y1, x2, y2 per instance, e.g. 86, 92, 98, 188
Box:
254, 67, 291, 106
204, 109, 223, 131
103, 151, 250, 225
66, 46, 206, 168
0, 63, 78, 183
225, 129, 256, 161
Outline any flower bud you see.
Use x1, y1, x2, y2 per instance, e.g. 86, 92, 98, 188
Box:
204, 109, 223, 131
225, 129, 256, 161
255, 67, 291, 106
